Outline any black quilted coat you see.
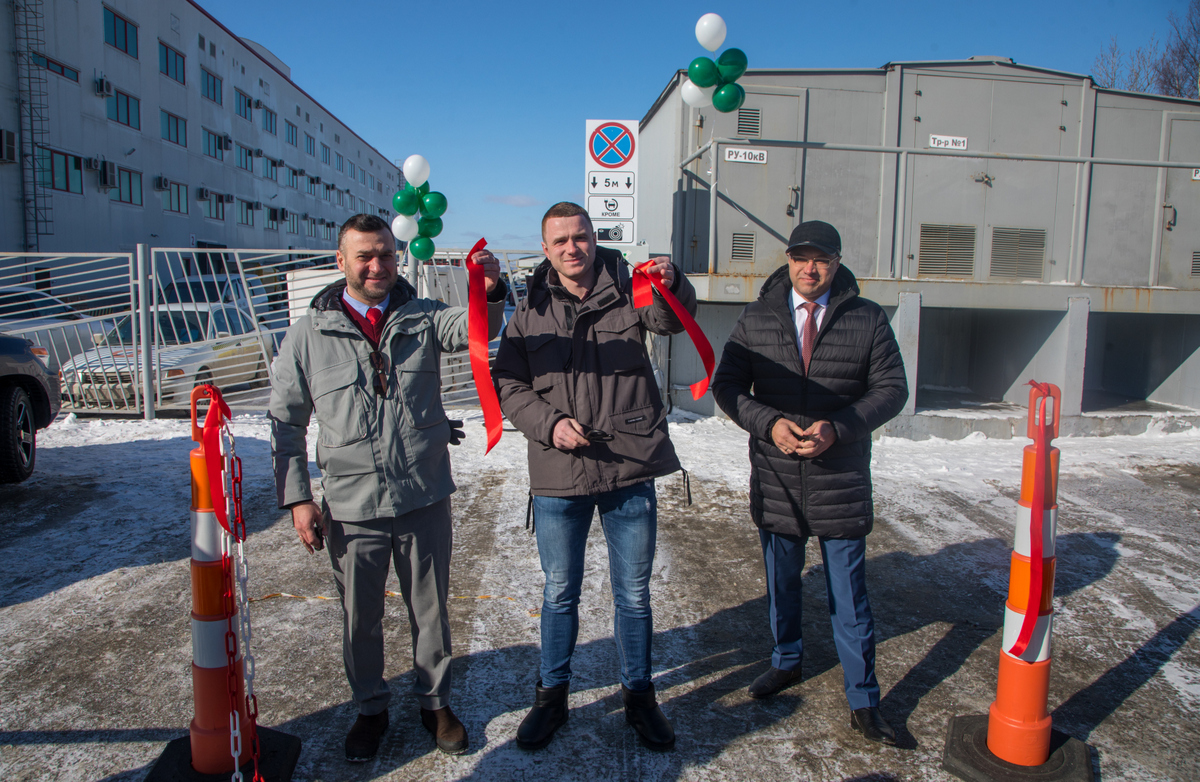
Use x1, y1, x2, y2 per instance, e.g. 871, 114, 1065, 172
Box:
711, 264, 907, 539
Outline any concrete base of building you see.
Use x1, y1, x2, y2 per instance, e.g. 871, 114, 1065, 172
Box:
942, 714, 1094, 782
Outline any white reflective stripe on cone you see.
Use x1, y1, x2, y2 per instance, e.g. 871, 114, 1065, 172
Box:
1001, 606, 1053, 663
192, 617, 242, 669
1013, 505, 1058, 558
191, 510, 224, 561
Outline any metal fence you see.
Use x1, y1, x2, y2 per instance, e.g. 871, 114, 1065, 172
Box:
1, 245, 539, 418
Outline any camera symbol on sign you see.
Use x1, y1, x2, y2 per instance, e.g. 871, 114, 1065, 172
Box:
597, 225, 623, 241
604, 198, 619, 211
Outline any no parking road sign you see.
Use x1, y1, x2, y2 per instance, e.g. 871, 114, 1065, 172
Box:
585, 120, 638, 244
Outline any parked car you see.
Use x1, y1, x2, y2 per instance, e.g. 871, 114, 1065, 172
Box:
59, 303, 271, 409
0, 334, 61, 483
0, 286, 116, 372
159, 273, 289, 344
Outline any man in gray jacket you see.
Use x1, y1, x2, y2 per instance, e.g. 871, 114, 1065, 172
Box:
269, 214, 504, 761
492, 201, 696, 752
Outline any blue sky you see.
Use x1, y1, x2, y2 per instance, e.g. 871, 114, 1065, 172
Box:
200, 0, 1182, 250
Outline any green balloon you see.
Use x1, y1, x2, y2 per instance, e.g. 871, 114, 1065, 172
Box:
418, 216, 443, 238
717, 48, 748, 84
393, 189, 420, 216
421, 191, 447, 219
415, 181, 430, 197
688, 56, 720, 88
410, 236, 435, 261
712, 82, 746, 113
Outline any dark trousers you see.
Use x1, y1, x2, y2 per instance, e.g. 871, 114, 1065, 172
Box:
759, 529, 879, 710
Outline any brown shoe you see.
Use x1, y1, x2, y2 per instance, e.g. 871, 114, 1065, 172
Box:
420, 706, 469, 755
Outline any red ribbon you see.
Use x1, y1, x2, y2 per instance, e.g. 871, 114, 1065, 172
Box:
465, 238, 503, 453
631, 260, 714, 400
1008, 381, 1051, 657
200, 386, 234, 533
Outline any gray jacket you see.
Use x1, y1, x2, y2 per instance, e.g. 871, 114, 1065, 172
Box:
492, 247, 696, 496
269, 276, 505, 521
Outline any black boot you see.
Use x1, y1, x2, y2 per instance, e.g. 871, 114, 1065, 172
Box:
516, 680, 569, 750
622, 683, 675, 751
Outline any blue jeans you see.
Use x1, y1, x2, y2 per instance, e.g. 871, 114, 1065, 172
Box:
533, 480, 657, 691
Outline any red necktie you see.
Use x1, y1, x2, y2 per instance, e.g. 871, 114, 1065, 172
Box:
366, 307, 383, 344
801, 301, 819, 375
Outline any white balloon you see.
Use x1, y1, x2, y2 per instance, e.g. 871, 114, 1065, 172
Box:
391, 213, 419, 242
402, 154, 430, 188
681, 78, 715, 108
695, 13, 726, 52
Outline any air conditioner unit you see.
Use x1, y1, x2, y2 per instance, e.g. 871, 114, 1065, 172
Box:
95, 78, 114, 97
98, 160, 118, 188
196, 187, 210, 200
276, 157, 286, 167
253, 99, 264, 109
222, 193, 235, 204
0, 129, 16, 164
296, 168, 305, 177
84, 157, 101, 171
301, 212, 309, 220
222, 134, 233, 150
252, 201, 263, 210
279, 208, 289, 220
317, 218, 326, 225
153, 175, 171, 191
253, 148, 264, 157
312, 176, 322, 185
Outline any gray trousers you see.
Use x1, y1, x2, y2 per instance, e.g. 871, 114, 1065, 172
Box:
326, 497, 453, 714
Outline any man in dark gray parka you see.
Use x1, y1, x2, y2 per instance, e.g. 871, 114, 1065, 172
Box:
712, 220, 907, 746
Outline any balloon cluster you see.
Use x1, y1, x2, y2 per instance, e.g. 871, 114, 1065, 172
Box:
681, 13, 747, 113
391, 154, 447, 261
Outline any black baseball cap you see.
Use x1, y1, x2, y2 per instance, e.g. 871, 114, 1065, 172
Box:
786, 221, 841, 256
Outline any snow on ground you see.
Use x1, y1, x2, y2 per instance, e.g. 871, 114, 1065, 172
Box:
2, 408, 1199, 780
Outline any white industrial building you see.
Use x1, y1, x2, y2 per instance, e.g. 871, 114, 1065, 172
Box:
0, 0, 401, 254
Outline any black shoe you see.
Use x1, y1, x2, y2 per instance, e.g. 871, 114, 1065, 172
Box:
421, 706, 469, 755
850, 706, 897, 746
748, 666, 804, 699
516, 680, 569, 750
622, 683, 675, 751
345, 709, 388, 762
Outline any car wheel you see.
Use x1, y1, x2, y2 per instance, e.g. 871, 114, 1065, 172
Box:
194, 368, 213, 389
0, 385, 37, 484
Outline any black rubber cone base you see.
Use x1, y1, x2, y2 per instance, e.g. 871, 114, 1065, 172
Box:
146, 726, 301, 782
942, 715, 1094, 782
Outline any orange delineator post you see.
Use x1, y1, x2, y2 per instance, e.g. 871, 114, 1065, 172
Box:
986, 382, 1061, 766
188, 388, 252, 775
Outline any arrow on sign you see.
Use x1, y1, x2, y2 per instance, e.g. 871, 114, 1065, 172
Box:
625, 177, 632, 189
591, 176, 598, 188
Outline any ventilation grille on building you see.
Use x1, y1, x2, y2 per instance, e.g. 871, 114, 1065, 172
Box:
917, 223, 976, 277
731, 233, 756, 263
1192, 250, 1200, 276
990, 227, 1045, 280
736, 108, 761, 137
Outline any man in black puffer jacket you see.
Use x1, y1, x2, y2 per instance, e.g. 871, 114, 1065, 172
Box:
711, 220, 907, 745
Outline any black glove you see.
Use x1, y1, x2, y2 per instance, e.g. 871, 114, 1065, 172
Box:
448, 419, 465, 446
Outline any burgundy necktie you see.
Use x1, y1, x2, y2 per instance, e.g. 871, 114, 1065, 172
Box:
366, 307, 383, 344
801, 301, 820, 375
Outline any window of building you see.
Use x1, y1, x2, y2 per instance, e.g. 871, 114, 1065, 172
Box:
322, 184, 331, 201
285, 121, 297, 146
109, 167, 142, 205
262, 157, 277, 180
335, 152, 343, 172
306, 217, 317, 237
320, 143, 330, 165
359, 168, 366, 185
202, 128, 224, 160
306, 176, 318, 196
323, 222, 336, 241
104, 8, 138, 59
204, 194, 226, 220
160, 110, 186, 146
368, 174, 375, 190
235, 90, 252, 121
201, 68, 221, 104
237, 199, 254, 226
336, 189, 344, 207
285, 167, 298, 188
158, 42, 184, 84
265, 208, 278, 231
31, 52, 79, 81
348, 161, 356, 180
106, 90, 140, 129
36, 147, 82, 193
236, 144, 252, 171
262, 107, 276, 135
304, 134, 315, 156
286, 212, 299, 233
163, 181, 187, 213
